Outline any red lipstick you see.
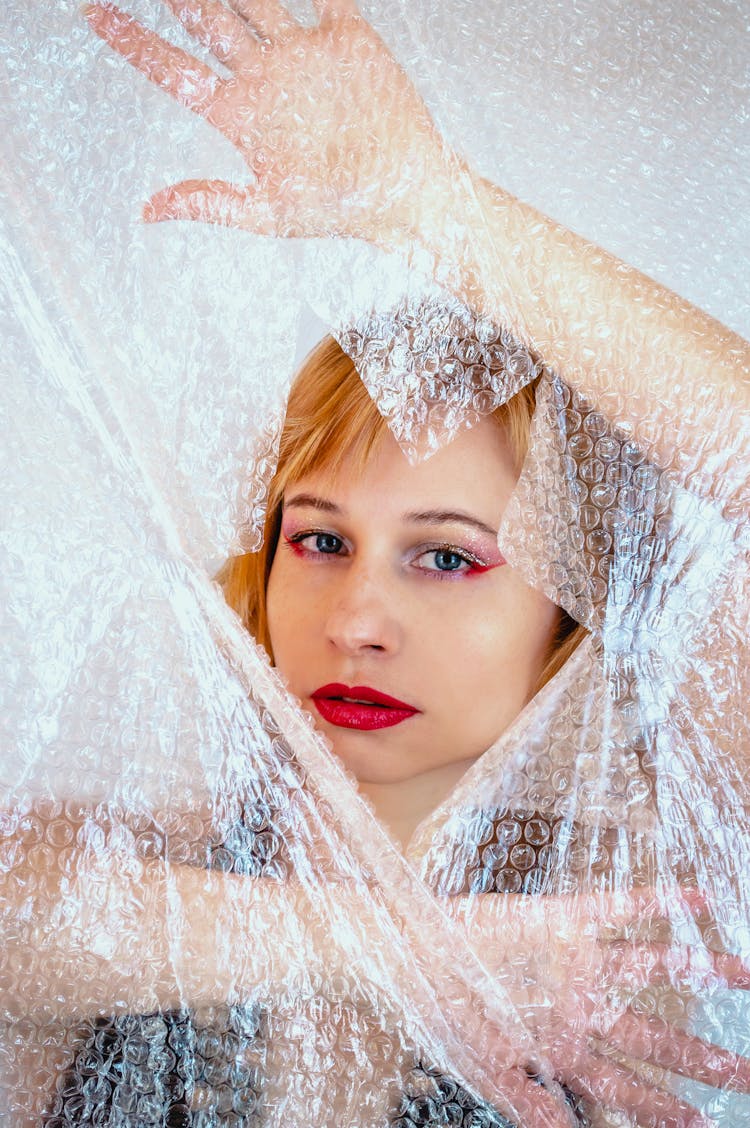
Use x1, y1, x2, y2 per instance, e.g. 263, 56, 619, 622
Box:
310, 683, 420, 731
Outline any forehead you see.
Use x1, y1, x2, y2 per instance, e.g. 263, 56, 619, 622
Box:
287, 416, 519, 519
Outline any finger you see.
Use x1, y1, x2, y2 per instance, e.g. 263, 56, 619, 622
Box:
594, 886, 711, 939
143, 179, 273, 229
83, 3, 225, 122
143, 178, 336, 239
560, 1044, 715, 1128
606, 940, 750, 992
162, 0, 259, 71
312, 0, 361, 22
607, 1011, 750, 1095
226, 0, 299, 41
614, 885, 708, 923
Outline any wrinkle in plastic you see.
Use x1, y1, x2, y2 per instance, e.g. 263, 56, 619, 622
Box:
2, 2, 750, 1127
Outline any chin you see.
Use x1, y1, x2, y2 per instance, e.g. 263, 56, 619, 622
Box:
325, 734, 421, 785
351, 767, 416, 785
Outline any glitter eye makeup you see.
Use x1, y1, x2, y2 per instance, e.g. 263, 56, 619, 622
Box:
282, 530, 349, 560
282, 523, 506, 581
410, 543, 505, 580
280, 494, 509, 579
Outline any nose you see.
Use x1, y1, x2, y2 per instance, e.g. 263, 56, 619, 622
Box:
324, 565, 403, 658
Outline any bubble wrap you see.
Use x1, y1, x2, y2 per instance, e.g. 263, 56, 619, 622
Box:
2, 2, 750, 1126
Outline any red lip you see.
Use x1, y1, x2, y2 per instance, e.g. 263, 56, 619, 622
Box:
310, 683, 420, 731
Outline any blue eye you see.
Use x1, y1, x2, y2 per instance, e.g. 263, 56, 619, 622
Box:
433, 549, 466, 571
414, 546, 480, 575
314, 533, 343, 554
285, 530, 347, 559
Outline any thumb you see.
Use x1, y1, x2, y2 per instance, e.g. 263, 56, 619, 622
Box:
142, 178, 289, 236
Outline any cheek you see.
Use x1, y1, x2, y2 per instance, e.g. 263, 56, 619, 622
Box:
265, 561, 295, 666
506, 590, 561, 679
426, 584, 558, 696
265, 558, 322, 674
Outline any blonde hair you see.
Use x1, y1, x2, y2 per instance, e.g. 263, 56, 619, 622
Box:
218, 335, 586, 693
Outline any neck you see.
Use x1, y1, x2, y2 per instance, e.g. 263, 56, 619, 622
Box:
357, 756, 478, 853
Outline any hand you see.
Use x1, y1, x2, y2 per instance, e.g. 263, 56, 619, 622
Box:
82, 0, 459, 248
0, 803, 589, 1128
454, 886, 750, 1127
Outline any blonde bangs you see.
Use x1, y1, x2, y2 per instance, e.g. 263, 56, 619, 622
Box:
268, 337, 388, 513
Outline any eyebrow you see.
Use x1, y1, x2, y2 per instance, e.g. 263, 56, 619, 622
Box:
284, 493, 498, 539
404, 509, 498, 539
284, 493, 339, 514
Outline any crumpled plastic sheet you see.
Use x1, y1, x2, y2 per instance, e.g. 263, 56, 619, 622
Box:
2, 1, 750, 1126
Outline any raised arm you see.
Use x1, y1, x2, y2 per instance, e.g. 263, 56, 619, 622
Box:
82, 0, 750, 498
422, 170, 750, 495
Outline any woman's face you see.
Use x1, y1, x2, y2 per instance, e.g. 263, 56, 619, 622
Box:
266, 417, 560, 785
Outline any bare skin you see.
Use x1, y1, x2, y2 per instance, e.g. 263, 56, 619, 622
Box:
81, 0, 750, 502
3, 804, 748, 1126
265, 419, 559, 847
17, 2, 744, 1124
0, 805, 598, 1128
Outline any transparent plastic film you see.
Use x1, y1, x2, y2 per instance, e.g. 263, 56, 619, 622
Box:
2, 2, 750, 1127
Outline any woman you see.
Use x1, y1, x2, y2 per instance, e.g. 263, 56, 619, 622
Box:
219, 337, 583, 850
13, 334, 746, 1128
214, 331, 750, 1121
1, 0, 748, 1124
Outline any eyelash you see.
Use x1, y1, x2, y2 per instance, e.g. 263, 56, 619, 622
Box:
283, 530, 490, 579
